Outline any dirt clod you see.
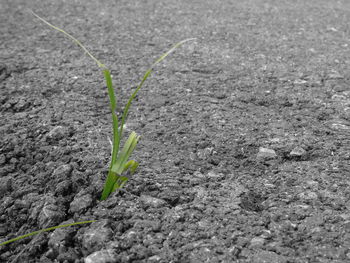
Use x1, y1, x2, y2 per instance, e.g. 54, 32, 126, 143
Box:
2, 1, 350, 262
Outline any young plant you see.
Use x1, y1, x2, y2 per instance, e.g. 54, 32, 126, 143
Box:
0, 220, 96, 247
32, 12, 195, 200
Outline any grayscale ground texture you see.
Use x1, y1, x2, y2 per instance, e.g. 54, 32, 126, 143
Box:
1, 0, 350, 262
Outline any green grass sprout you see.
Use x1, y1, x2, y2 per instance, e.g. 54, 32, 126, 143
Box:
31, 11, 195, 200
0, 220, 96, 247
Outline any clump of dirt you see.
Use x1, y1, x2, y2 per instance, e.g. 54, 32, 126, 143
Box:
1, 0, 350, 262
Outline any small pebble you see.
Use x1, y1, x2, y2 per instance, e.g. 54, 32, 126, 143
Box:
298, 191, 318, 201
327, 71, 343, 79
193, 171, 206, 178
148, 255, 162, 262
84, 249, 116, 263
53, 164, 73, 178
38, 196, 64, 228
140, 195, 167, 209
330, 120, 350, 130
257, 147, 277, 160
0, 176, 12, 198
70, 193, 93, 213
260, 230, 272, 239
207, 170, 222, 179
306, 180, 319, 189
82, 220, 113, 253
249, 237, 265, 248
0, 154, 6, 165
290, 146, 306, 157
47, 126, 69, 140
197, 147, 213, 160
48, 220, 75, 251
251, 250, 287, 263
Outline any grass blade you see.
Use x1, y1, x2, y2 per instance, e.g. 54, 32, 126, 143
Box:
103, 70, 120, 164
100, 70, 121, 201
119, 38, 196, 140
112, 132, 140, 174
32, 11, 196, 201
31, 11, 106, 69
0, 220, 96, 247
100, 171, 118, 200
123, 160, 139, 174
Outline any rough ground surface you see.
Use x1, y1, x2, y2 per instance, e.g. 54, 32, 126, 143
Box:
1, 0, 350, 262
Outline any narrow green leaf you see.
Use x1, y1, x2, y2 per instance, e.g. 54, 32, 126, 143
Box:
112, 176, 129, 192
121, 132, 140, 164
103, 69, 121, 165
31, 11, 106, 69
118, 177, 129, 189
100, 70, 121, 201
0, 220, 96, 247
100, 170, 118, 200
104, 70, 116, 112
151, 38, 196, 68
111, 160, 139, 192
119, 38, 196, 139
119, 69, 152, 140
112, 132, 140, 175
123, 160, 139, 174
32, 10, 196, 200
